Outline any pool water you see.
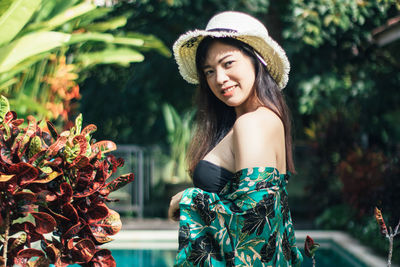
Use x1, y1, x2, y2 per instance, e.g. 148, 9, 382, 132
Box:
111, 243, 368, 267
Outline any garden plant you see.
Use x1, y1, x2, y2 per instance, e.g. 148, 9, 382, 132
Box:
0, 96, 134, 266
0, 0, 169, 124
375, 207, 400, 267
304, 235, 320, 267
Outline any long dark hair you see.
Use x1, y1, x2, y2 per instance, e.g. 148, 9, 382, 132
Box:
187, 36, 295, 175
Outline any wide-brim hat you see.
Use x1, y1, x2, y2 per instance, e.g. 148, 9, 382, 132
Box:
173, 11, 290, 90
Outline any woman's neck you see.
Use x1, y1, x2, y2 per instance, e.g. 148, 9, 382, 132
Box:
235, 94, 262, 117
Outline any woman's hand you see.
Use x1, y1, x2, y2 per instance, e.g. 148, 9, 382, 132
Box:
168, 190, 184, 221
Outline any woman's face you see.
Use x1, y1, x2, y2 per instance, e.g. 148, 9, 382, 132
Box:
202, 41, 257, 115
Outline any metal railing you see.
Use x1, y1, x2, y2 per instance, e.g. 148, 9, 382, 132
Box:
108, 145, 154, 218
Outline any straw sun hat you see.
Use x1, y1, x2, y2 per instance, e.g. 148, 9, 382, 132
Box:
173, 11, 290, 90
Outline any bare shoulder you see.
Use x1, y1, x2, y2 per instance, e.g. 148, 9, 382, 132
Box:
233, 107, 283, 134
232, 107, 284, 171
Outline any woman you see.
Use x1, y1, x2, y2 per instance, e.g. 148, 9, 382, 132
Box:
169, 11, 303, 266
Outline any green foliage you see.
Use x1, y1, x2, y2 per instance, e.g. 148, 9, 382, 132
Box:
0, 0, 41, 46
316, 205, 400, 264
315, 205, 357, 230
80, 0, 271, 144
78, 6, 400, 262
0, 0, 169, 123
297, 72, 373, 115
162, 103, 194, 183
285, 0, 396, 47
0, 95, 9, 123
281, 0, 400, 221
0, 95, 134, 266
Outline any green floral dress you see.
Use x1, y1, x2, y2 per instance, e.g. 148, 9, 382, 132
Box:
175, 167, 303, 267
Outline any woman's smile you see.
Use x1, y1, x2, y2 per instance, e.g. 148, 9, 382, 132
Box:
203, 41, 258, 115
221, 85, 236, 96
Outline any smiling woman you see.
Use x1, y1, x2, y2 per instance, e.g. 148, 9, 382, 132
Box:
169, 11, 302, 266
200, 41, 257, 113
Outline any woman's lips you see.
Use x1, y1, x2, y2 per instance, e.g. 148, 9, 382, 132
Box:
221, 85, 236, 97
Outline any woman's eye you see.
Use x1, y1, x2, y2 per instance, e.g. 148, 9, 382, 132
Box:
204, 70, 214, 76
225, 61, 234, 67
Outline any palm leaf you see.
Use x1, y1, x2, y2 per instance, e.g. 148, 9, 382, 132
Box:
76, 48, 144, 68
0, 0, 41, 46
0, 31, 70, 73
125, 32, 171, 57
0, 95, 10, 123
0, 54, 50, 85
85, 16, 127, 32
24, 2, 96, 32
34, 0, 78, 22
162, 104, 176, 143
71, 7, 111, 27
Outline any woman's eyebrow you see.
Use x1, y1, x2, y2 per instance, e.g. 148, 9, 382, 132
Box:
203, 54, 233, 69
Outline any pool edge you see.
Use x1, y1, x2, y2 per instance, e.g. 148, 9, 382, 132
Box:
103, 229, 391, 267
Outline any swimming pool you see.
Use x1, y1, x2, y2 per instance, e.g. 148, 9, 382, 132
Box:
103, 230, 386, 266
110, 242, 365, 267
112, 248, 360, 267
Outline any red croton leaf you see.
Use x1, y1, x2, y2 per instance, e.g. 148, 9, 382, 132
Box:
62, 222, 82, 240
62, 203, 79, 223
46, 121, 59, 140
15, 248, 45, 266
374, 207, 388, 237
81, 124, 97, 137
8, 162, 39, 186
90, 249, 116, 267
71, 155, 90, 168
4, 111, 17, 124
0, 174, 15, 182
91, 141, 116, 155
0, 147, 12, 164
87, 203, 109, 223
20, 116, 37, 153
106, 154, 124, 173
102, 173, 134, 195
10, 222, 43, 246
29, 150, 47, 167
304, 235, 320, 258
93, 209, 122, 236
71, 239, 96, 263
45, 207, 70, 222
31, 170, 62, 184
44, 157, 63, 167
47, 136, 67, 157
73, 179, 101, 198
59, 182, 73, 203
88, 223, 113, 244
40, 131, 52, 148
31, 212, 56, 234
45, 243, 61, 264
11, 118, 24, 127
8, 233, 26, 252
14, 191, 36, 204
73, 135, 88, 156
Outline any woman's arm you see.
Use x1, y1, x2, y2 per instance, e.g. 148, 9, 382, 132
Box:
233, 108, 285, 172
168, 190, 185, 221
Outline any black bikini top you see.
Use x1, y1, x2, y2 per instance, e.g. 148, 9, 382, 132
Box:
193, 160, 234, 193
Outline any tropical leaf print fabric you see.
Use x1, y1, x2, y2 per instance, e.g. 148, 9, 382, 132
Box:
175, 167, 303, 267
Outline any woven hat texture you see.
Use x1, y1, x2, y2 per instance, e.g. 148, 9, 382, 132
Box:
173, 11, 290, 90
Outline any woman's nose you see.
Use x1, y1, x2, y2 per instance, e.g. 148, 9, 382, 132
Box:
215, 69, 229, 85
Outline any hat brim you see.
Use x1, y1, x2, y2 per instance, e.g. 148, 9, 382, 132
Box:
173, 30, 290, 89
